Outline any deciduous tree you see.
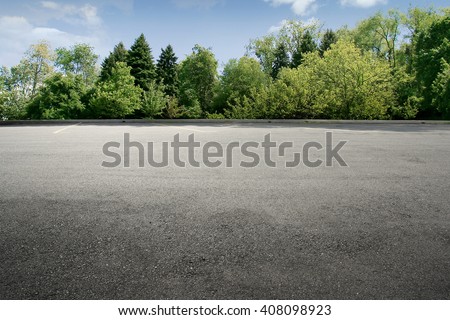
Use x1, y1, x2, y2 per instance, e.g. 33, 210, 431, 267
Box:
90, 62, 142, 119
55, 44, 98, 85
178, 45, 218, 114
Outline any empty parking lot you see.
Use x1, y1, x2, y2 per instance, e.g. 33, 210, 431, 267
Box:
0, 122, 449, 299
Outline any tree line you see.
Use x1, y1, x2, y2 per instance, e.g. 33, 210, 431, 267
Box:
0, 6, 449, 121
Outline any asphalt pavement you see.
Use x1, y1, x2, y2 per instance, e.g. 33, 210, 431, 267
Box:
0, 122, 449, 299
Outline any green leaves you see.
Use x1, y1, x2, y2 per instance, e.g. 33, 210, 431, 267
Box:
309, 41, 394, 119
2, 6, 449, 121
127, 34, 156, 91
227, 40, 394, 120
55, 44, 98, 86
141, 81, 167, 119
215, 57, 269, 113
415, 16, 450, 117
90, 62, 142, 119
178, 45, 218, 115
156, 45, 179, 97
27, 73, 86, 120
432, 59, 450, 117
100, 42, 129, 82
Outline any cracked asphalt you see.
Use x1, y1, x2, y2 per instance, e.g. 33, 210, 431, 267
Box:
0, 123, 449, 299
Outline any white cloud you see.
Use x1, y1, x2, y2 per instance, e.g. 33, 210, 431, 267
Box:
0, 15, 104, 67
264, 0, 317, 16
340, 0, 387, 8
40, 1, 102, 28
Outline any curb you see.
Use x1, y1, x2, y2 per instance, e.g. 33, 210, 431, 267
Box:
1, 119, 450, 126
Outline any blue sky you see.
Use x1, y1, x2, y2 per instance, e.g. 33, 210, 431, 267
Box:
0, 0, 447, 69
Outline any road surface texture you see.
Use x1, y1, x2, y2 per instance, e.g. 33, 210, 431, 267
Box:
0, 122, 449, 299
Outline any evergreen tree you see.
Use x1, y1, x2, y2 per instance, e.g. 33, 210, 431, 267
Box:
271, 43, 289, 79
320, 29, 338, 57
156, 45, 179, 97
100, 42, 129, 82
127, 34, 156, 91
292, 31, 318, 68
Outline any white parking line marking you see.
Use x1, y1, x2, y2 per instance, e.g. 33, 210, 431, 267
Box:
53, 123, 81, 134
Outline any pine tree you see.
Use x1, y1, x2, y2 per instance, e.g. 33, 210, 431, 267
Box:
292, 31, 318, 68
320, 29, 338, 57
100, 42, 129, 82
127, 34, 156, 91
271, 43, 290, 79
156, 45, 179, 97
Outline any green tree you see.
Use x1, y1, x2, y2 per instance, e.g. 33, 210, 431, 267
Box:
215, 56, 269, 113
27, 73, 86, 119
306, 40, 395, 119
4, 41, 55, 100
272, 43, 290, 79
319, 29, 338, 57
247, 34, 277, 75
141, 81, 167, 119
415, 16, 450, 118
27, 41, 55, 96
100, 42, 129, 82
0, 42, 54, 119
0, 66, 28, 120
402, 7, 440, 72
90, 62, 142, 119
291, 30, 318, 67
226, 66, 319, 120
353, 10, 402, 67
431, 59, 450, 118
55, 44, 98, 85
156, 45, 179, 97
178, 45, 218, 114
127, 34, 156, 91
389, 66, 420, 120
248, 19, 321, 75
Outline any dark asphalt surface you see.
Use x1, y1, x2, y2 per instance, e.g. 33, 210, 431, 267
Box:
0, 123, 449, 300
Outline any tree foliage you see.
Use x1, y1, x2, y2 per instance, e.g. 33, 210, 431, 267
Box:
156, 45, 179, 97
90, 62, 142, 119
320, 29, 338, 57
306, 41, 395, 119
55, 44, 98, 85
215, 57, 269, 113
178, 45, 218, 114
2, 6, 449, 121
415, 16, 450, 117
292, 30, 318, 67
100, 42, 129, 82
27, 73, 86, 119
127, 34, 156, 91
141, 81, 167, 119
248, 19, 321, 76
